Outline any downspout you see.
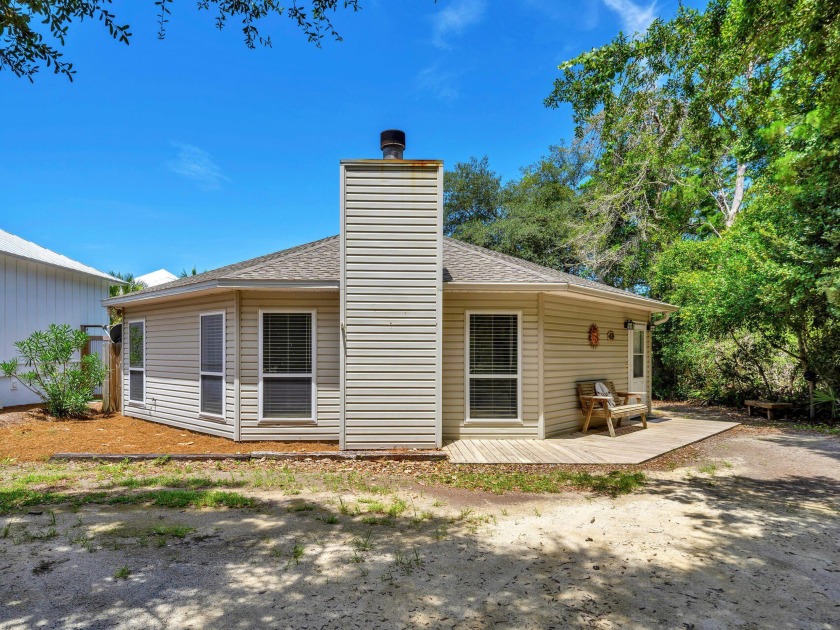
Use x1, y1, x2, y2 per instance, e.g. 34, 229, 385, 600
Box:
538, 292, 545, 439
234, 290, 241, 442
649, 311, 671, 328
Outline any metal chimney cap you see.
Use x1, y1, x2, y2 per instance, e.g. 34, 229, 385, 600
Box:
380, 129, 406, 151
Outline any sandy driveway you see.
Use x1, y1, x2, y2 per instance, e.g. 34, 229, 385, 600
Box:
1, 430, 838, 629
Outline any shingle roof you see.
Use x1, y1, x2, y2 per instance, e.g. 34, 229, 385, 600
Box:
109, 234, 672, 309
0, 228, 123, 283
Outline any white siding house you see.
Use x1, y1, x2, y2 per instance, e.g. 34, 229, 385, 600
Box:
0, 229, 122, 407
104, 132, 677, 449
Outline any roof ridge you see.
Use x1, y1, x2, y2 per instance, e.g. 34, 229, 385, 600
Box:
228, 235, 339, 279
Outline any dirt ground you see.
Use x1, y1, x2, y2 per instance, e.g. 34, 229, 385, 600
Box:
0, 404, 338, 460
1, 419, 839, 628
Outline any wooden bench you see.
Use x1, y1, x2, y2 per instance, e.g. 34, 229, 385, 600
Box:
745, 400, 793, 421
577, 380, 648, 438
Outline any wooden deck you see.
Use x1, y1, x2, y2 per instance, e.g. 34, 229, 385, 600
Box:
444, 415, 740, 465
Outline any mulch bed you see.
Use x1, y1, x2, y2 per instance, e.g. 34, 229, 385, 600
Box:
0, 403, 338, 462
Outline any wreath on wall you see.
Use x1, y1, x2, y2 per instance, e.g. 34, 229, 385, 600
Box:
588, 324, 600, 348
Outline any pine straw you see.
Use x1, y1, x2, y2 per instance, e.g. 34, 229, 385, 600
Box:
0, 404, 337, 462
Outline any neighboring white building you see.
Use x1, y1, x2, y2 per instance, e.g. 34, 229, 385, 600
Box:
136, 269, 178, 288
0, 228, 124, 407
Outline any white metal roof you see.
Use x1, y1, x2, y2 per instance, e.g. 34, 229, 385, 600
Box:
136, 268, 178, 287
0, 228, 124, 283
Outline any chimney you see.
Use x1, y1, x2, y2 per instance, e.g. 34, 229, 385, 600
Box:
339, 131, 443, 450
380, 129, 406, 159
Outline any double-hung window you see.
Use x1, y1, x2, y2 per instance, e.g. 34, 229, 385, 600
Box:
127, 320, 145, 405
200, 312, 225, 418
466, 312, 521, 421
259, 311, 316, 422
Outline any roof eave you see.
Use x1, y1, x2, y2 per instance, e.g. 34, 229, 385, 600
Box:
1, 250, 126, 284
444, 281, 678, 312
102, 279, 339, 306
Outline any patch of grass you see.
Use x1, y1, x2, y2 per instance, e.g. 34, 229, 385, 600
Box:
422, 468, 645, 497
287, 502, 316, 513
151, 524, 194, 538
317, 513, 339, 525
358, 498, 386, 513
386, 498, 408, 518
249, 468, 300, 492
0, 488, 62, 515
152, 455, 171, 466
697, 462, 718, 475
351, 530, 374, 552
320, 472, 392, 494
110, 475, 224, 490
17, 472, 70, 487
114, 566, 130, 580
110, 489, 256, 509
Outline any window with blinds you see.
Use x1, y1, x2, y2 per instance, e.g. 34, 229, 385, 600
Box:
128, 320, 145, 404
260, 312, 315, 420
467, 313, 519, 420
200, 313, 225, 417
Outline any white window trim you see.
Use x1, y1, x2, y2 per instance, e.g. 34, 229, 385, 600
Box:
628, 321, 647, 383
464, 310, 523, 425
258, 309, 318, 425
126, 318, 146, 407
199, 310, 226, 421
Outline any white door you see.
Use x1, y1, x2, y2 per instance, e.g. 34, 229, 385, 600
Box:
628, 327, 647, 405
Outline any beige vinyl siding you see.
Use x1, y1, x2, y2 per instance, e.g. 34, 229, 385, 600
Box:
239, 290, 339, 441
340, 161, 443, 449
543, 294, 650, 436
122, 294, 236, 439
442, 293, 540, 440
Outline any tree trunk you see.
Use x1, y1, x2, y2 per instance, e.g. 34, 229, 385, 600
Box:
725, 162, 747, 227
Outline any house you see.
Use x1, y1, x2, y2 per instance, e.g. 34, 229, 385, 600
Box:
103, 131, 677, 449
136, 269, 178, 288
1, 228, 124, 407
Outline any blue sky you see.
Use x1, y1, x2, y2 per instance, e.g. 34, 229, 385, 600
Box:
1, 0, 697, 277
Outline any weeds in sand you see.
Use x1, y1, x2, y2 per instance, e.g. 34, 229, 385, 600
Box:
697, 462, 719, 475
351, 529, 374, 552
152, 524, 194, 538
288, 502, 315, 513
422, 469, 645, 497
1, 522, 10, 538
152, 455, 171, 466
114, 566, 130, 580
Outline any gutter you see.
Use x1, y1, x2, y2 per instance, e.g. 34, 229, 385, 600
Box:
103, 279, 339, 306
445, 281, 678, 312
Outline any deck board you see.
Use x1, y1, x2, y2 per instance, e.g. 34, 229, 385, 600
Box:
443, 416, 739, 464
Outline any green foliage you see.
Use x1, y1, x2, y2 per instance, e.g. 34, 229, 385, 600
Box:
0, 324, 107, 417
1, 1, 361, 82
444, 144, 590, 274
107, 271, 146, 298
535, 0, 840, 410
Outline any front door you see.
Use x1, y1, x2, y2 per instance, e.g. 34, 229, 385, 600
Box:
628, 326, 647, 405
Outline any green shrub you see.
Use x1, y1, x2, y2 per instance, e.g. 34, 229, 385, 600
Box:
0, 324, 107, 417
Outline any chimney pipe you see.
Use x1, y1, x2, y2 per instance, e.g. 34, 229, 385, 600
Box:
380, 129, 406, 159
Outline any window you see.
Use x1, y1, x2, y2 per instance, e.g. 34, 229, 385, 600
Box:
633, 329, 645, 379
200, 312, 225, 417
259, 311, 316, 421
127, 320, 145, 404
467, 313, 520, 421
